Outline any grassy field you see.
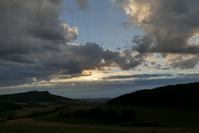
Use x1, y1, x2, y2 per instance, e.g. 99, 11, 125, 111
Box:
0, 124, 195, 133
35, 106, 199, 127
1, 105, 199, 133
0, 106, 57, 122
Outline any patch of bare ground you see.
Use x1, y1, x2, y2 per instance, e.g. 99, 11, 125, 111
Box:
4, 118, 185, 132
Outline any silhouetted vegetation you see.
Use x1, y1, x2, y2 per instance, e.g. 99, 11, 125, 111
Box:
59, 107, 138, 126
107, 82, 199, 108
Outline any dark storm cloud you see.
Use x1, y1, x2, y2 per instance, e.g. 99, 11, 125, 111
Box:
0, 0, 76, 87
177, 73, 199, 79
167, 54, 199, 69
0, 42, 144, 87
0, 0, 144, 87
40, 42, 145, 74
113, 0, 199, 68
105, 73, 173, 80
0, 0, 77, 56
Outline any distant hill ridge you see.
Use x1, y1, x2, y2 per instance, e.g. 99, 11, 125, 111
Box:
0, 91, 72, 102
107, 82, 199, 108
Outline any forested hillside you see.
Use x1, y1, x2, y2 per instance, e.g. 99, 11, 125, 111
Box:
107, 82, 199, 108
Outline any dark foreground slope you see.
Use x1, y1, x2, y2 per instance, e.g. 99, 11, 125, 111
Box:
107, 82, 199, 108
0, 91, 72, 103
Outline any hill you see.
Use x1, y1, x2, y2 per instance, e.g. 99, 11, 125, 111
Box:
0, 91, 81, 113
0, 91, 73, 103
107, 82, 199, 108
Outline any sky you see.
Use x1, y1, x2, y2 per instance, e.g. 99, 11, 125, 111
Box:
0, 0, 199, 98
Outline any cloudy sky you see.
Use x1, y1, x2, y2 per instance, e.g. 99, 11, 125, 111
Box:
0, 0, 199, 98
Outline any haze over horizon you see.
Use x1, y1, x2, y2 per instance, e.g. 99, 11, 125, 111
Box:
0, 0, 199, 98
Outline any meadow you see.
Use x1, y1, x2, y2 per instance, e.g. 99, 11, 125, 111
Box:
0, 123, 196, 133
1, 105, 198, 133
35, 106, 199, 127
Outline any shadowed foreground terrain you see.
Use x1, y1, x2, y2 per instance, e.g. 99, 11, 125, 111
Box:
0, 82, 199, 133
1, 118, 188, 133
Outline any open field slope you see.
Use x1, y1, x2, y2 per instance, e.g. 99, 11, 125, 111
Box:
33, 105, 199, 127
0, 118, 191, 133
107, 82, 199, 108
1, 105, 199, 133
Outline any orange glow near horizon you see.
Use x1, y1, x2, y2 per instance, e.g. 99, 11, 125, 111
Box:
51, 70, 108, 83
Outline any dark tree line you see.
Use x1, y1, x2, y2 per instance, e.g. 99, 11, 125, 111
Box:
107, 82, 199, 108
59, 107, 137, 124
